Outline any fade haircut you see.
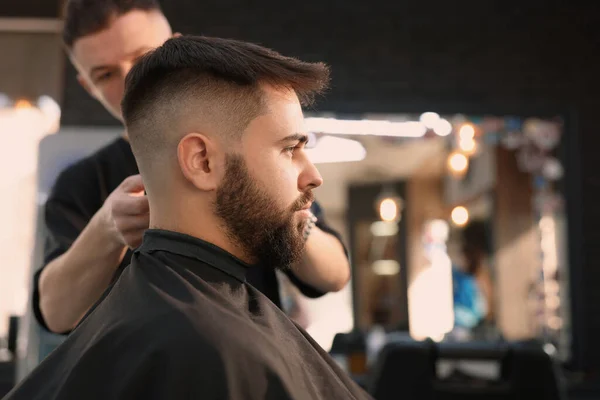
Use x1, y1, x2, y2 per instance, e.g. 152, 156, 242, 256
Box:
62, 0, 162, 48
121, 35, 329, 182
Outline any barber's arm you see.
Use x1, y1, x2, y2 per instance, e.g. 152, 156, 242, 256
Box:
37, 174, 148, 333
287, 201, 350, 295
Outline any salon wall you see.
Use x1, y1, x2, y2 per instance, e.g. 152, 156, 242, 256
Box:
0, 31, 63, 102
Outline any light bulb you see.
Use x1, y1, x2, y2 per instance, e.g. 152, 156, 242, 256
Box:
419, 112, 440, 129
451, 206, 469, 226
447, 152, 468, 174
433, 118, 452, 137
458, 137, 477, 155
14, 99, 32, 109
459, 124, 475, 140
379, 198, 398, 222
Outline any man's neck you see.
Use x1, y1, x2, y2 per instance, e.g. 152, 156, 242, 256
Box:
149, 209, 252, 264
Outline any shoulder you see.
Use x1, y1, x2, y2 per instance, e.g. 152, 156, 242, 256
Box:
48, 138, 130, 204
50, 158, 96, 195
20, 306, 226, 399
50, 139, 119, 189
92, 266, 225, 356
116, 306, 226, 378
76, 287, 222, 362
152, 312, 222, 356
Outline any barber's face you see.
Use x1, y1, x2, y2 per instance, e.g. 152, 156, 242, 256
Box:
71, 10, 173, 122
215, 87, 323, 269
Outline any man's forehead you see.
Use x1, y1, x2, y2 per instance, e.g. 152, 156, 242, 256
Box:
245, 97, 306, 142
71, 10, 171, 73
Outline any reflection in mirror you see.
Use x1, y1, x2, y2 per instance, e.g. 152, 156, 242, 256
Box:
314, 112, 569, 360
348, 182, 408, 333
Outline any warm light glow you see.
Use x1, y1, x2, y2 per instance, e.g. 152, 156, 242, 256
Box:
370, 221, 399, 237
305, 135, 366, 164
429, 220, 450, 242
304, 117, 427, 138
0, 95, 60, 338
37, 95, 62, 133
372, 260, 400, 275
379, 198, 398, 222
408, 250, 454, 341
14, 99, 32, 109
459, 123, 475, 140
433, 118, 452, 137
451, 206, 469, 226
459, 137, 477, 155
419, 112, 440, 129
447, 152, 469, 174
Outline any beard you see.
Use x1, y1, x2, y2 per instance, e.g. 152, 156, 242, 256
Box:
214, 154, 314, 271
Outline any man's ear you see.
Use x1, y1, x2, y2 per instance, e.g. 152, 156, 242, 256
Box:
173, 32, 182, 38
177, 133, 222, 191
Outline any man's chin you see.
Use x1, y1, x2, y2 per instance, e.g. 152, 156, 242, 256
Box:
258, 237, 305, 272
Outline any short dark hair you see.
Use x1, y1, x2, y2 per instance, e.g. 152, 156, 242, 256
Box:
121, 35, 329, 183
62, 0, 162, 48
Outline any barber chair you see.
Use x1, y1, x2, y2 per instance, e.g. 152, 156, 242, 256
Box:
14, 128, 120, 383
330, 330, 370, 389
368, 339, 565, 400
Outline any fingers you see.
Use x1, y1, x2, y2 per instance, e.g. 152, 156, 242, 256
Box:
120, 174, 145, 193
114, 214, 150, 234
117, 214, 149, 249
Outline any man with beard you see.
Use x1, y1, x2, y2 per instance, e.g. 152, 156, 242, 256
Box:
35, 0, 350, 335
4, 36, 372, 400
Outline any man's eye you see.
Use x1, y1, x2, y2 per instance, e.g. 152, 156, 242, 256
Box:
284, 146, 297, 155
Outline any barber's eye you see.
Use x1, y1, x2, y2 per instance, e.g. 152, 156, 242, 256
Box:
94, 72, 113, 83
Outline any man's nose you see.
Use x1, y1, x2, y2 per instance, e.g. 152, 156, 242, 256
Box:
298, 158, 323, 191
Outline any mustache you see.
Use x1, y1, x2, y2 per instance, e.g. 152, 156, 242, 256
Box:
291, 191, 314, 212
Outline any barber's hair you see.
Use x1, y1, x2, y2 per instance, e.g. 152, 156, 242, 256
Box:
121, 35, 329, 176
62, 0, 162, 47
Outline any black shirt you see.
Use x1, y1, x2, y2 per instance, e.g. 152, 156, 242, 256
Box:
33, 137, 346, 333
7, 230, 371, 400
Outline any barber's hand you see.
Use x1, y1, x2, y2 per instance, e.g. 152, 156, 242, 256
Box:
100, 174, 150, 249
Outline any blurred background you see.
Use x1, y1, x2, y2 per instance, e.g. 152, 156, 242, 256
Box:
1, 1, 599, 399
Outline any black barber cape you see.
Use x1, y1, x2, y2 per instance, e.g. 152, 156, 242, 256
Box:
6, 230, 371, 400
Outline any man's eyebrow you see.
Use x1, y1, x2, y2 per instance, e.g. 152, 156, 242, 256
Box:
278, 133, 309, 144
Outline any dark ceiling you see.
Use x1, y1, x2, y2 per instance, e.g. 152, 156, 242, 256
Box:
59, 1, 600, 126
0, 0, 60, 18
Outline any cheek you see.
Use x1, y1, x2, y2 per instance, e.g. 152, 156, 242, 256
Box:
253, 155, 300, 208
108, 85, 125, 109
98, 81, 124, 111
275, 167, 299, 207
